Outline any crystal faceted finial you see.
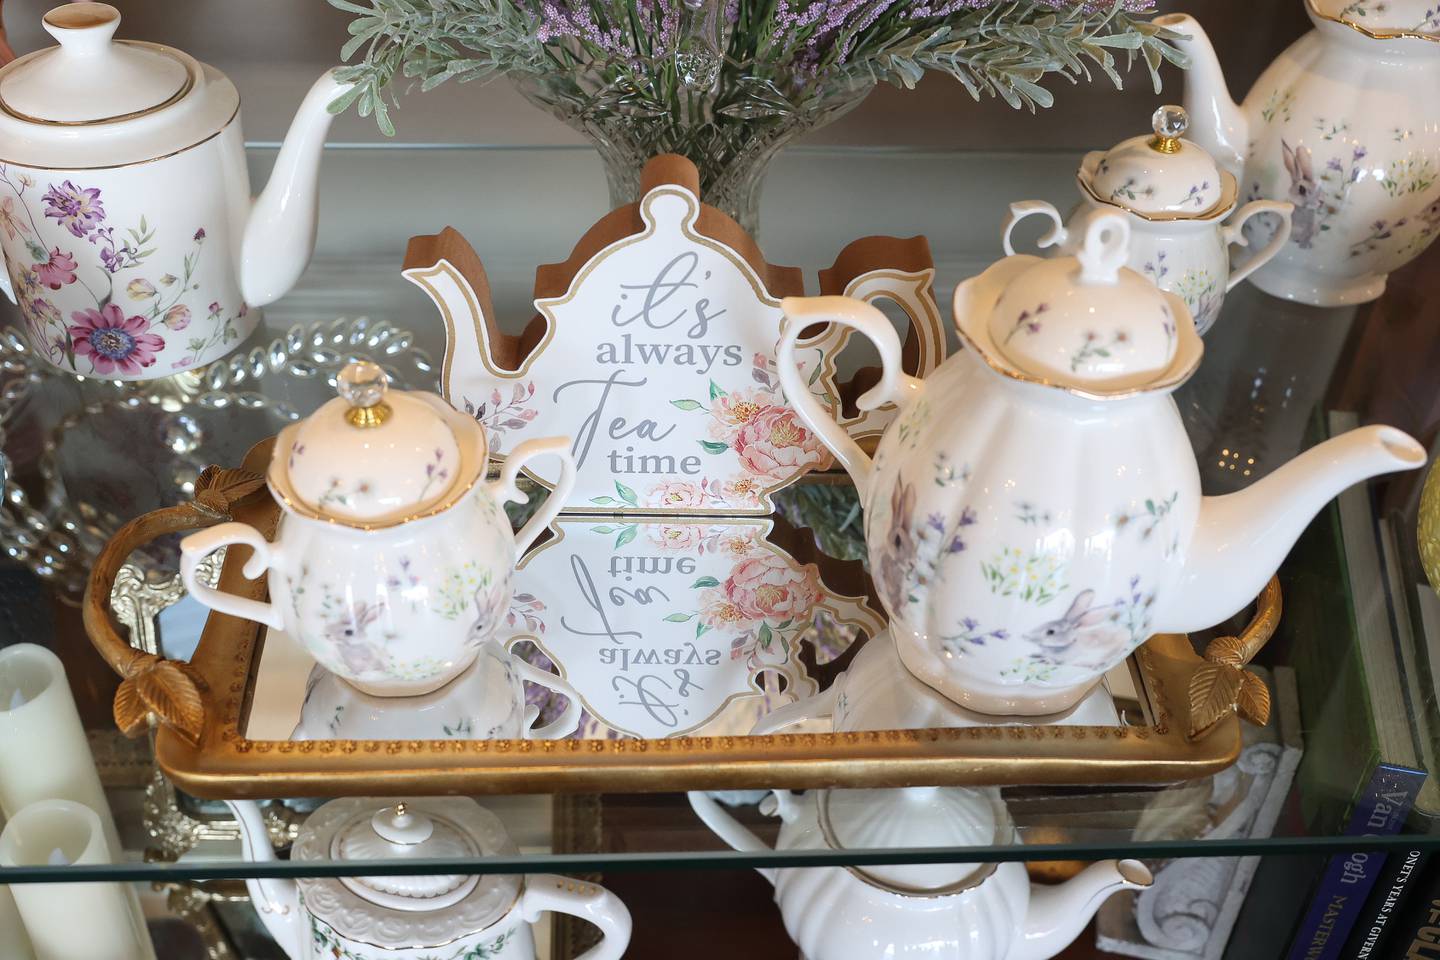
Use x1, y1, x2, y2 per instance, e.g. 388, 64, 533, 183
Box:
337, 361, 391, 427
1150, 105, 1188, 154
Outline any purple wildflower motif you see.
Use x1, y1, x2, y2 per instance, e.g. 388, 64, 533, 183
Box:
42, 181, 104, 238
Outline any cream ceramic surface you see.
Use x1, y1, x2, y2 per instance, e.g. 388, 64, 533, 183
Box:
228, 797, 631, 960
0, 3, 349, 379
777, 214, 1426, 714
180, 363, 578, 697
1159, 5, 1440, 306
751, 628, 1120, 735
291, 640, 582, 741
1084, 106, 1226, 217
1004, 108, 1293, 334
689, 787, 1151, 960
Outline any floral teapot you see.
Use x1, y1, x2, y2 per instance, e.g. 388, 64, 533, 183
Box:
227, 797, 631, 960
1002, 105, 1293, 334
776, 212, 1426, 715
0, 2, 350, 378
180, 361, 577, 697
1157, 2, 1440, 305
689, 787, 1151, 960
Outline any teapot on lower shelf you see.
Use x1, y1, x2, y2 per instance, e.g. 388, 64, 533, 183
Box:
228, 797, 631, 960
776, 211, 1426, 716
690, 787, 1150, 960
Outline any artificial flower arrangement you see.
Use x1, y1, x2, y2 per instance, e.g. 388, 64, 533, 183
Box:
329, 0, 1181, 228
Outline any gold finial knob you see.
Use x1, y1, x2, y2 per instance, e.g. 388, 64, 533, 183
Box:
338, 361, 392, 428
1150, 104, 1188, 154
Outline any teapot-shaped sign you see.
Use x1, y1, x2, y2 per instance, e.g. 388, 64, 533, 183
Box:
403, 154, 943, 515
776, 212, 1425, 716
502, 516, 884, 738
0, 3, 351, 378
1157, 2, 1440, 305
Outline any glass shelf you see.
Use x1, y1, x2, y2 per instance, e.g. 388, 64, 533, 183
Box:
0, 143, 1435, 904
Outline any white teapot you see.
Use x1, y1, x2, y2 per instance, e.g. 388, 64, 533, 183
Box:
777, 212, 1425, 715
228, 798, 631, 960
1002, 106, 1292, 334
0, 3, 349, 378
1159, 3, 1440, 305
690, 787, 1150, 960
180, 361, 576, 697
292, 640, 582, 741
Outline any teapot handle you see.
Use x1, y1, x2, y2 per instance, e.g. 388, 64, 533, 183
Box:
776, 296, 924, 503
489, 436, 578, 559
1001, 200, 1070, 256
686, 790, 779, 885
180, 522, 286, 631
520, 875, 632, 960
512, 658, 583, 740
749, 684, 839, 736
1222, 200, 1293, 291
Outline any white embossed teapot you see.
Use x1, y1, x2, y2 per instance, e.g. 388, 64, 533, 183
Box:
180, 361, 577, 697
777, 212, 1426, 715
1002, 105, 1293, 334
0, 3, 350, 378
690, 787, 1150, 960
228, 798, 631, 960
1158, 3, 1440, 305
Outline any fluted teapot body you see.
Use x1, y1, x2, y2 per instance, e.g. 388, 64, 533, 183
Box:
777, 213, 1425, 715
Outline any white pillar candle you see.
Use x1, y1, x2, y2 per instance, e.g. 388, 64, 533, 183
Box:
0, 800, 154, 960
0, 645, 120, 856
0, 882, 37, 960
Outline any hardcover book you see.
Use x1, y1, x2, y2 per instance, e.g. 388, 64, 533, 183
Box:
1284, 762, 1428, 960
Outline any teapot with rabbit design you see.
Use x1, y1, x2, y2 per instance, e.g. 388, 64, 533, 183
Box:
1158, 2, 1440, 305
776, 212, 1425, 715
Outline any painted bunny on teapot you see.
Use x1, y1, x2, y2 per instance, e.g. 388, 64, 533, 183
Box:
777, 212, 1425, 715
1158, 1, 1440, 305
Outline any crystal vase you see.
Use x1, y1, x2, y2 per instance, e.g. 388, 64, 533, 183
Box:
514, 59, 873, 236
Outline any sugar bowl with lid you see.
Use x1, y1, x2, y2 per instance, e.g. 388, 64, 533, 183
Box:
180, 361, 577, 697
1002, 106, 1293, 334
228, 797, 631, 960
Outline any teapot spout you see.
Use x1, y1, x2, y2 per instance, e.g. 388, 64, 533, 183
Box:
1152, 13, 1248, 178
1012, 859, 1152, 960
224, 801, 305, 959
239, 69, 352, 308
1157, 425, 1426, 634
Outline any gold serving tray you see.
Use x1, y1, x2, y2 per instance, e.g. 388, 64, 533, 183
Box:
84, 440, 1279, 799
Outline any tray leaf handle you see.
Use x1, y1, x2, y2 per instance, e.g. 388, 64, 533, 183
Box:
1186, 575, 1282, 740
82, 467, 267, 747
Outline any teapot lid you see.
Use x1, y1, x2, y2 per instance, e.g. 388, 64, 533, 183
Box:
272, 362, 485, 528
294, 798, 523, 947
818, 786, 1009, 893
1078, 106, 1234, 220
958, 213, 1202, 400
0, 3, 240, 169
1309, 0, 1439, 39
0, 5, 190, 124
